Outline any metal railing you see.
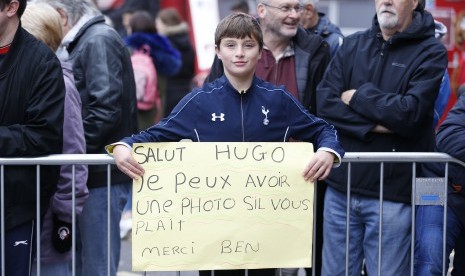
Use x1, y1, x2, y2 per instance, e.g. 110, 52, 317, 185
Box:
0, 154, 114, 276
0, 153, 464, 276
341, 153, 465, 276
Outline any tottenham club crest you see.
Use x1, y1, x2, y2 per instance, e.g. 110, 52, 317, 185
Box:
262, 106, 269, 125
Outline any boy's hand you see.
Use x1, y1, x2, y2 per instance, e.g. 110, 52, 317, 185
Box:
302, 151, 335, 182
113, 145, 145, 180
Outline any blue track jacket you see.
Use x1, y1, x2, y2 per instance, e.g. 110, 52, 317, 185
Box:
121, 75, 344, 160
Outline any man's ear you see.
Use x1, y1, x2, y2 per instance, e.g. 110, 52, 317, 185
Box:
256, 3, 266, 19
6, 0, 19, 17
305, 3, 315, 16
56, 8, 69, 29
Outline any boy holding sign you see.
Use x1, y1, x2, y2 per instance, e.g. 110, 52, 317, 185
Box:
107, 12, 344, 275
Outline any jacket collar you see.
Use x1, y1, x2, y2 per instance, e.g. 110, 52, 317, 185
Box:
0, 23, 24, 74
371, 9, 435, 43
57, 14, 105, 60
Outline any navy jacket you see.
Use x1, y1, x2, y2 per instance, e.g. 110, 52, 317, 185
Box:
436, 94, 465, 225
316, 9, 448, 203
0, 26, 64, 230
121, 75, 344, 160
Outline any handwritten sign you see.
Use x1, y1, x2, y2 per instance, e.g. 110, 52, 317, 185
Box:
131, 142, 315, 271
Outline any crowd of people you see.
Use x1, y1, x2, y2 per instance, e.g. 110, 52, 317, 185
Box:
0, 0, 464, 276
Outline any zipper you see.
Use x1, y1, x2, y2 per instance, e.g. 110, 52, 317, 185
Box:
372, 34, 386, 81
375, 35, 397, 152
240, 93, 245, 142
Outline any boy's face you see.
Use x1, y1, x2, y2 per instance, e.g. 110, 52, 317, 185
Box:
215, 36, 261, 80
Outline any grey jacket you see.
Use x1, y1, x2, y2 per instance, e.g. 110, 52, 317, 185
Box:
39, 62, 88, 263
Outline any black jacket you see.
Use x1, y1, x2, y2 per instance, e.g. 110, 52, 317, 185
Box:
164, 28, 196, 116
316, 9, 448, 203
0, 26, 65, 230
205, 27, 329, 114
66, 16, 138, 188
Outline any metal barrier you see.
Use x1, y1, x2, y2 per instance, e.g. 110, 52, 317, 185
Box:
341, 152, 465, 276
0, 154, 114, 276
0, 153, 464, 276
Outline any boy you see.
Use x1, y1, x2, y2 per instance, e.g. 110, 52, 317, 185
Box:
107, 12, 344, 275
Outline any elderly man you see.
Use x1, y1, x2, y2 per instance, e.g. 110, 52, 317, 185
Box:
300, 0, 343, 58
316, 0, 448, 275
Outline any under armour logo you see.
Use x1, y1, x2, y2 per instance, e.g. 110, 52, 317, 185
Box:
261, 106, 269, 125
14, 240, 28, 246
211, 113, 225, 121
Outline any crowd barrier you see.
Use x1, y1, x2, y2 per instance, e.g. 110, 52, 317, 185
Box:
1, 152, 464, 276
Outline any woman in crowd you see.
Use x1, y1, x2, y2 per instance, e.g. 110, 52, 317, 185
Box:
156, 7, 196, 116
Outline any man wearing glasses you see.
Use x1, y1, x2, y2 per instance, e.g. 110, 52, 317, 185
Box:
206, 0, 330, 117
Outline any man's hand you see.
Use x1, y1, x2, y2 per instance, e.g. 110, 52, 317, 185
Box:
372, 124, 393, 133
341, 89, 356, 105
302, 151, 335, 182
113, 145, 145, 180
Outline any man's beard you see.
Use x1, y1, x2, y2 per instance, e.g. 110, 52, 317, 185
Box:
378, 13, 399, 30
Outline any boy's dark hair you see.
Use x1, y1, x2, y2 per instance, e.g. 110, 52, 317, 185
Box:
130, 10, 156, 33
215, 12, 263, 50
0, 0, 26, 17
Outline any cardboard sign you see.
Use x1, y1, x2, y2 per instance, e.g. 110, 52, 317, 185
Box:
131, 142, 315, 271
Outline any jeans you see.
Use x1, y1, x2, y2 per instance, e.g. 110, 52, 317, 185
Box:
31, 261, 71, 276
123, 188, 132, 212
76, 182, 131, 276
414, 205, 464, 276
322, 186, 411, 276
